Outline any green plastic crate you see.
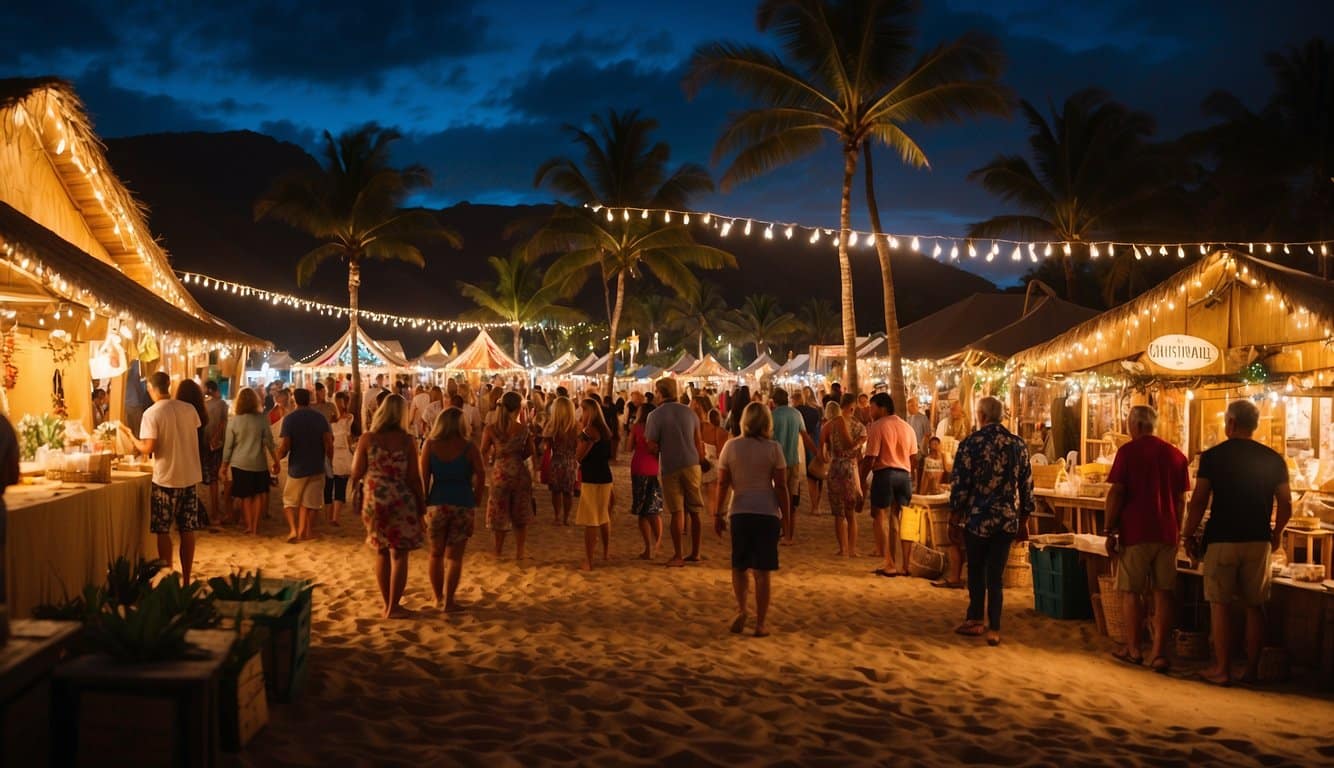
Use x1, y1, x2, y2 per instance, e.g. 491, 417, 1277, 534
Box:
1029, 545, 1092, 619
215, 578, 313, 702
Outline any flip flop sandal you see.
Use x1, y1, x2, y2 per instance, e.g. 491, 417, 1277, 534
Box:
1111, 649, 1144, 666
1148, 656, 1171, 674
931, 580, 965, 589
954, 623, 985, 636
872, 569, 901, 578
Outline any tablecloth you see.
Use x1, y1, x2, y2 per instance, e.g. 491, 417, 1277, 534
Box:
3, 472, 153, 618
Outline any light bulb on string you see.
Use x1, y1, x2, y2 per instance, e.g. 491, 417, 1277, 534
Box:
1011, 245, 1021, 262
932, 242, 942, 259
682, 213, 690, 225
809, 229, 820, 244
889, 236, 899, 249
640, 209, 648, 219
1090, 243, 1099, 259
744, 219, 753, 236
1044, 243, 1053, 258
1063, 242, 1072, 256
949, 244, 959, 260
848, 231, 858, 247
702, 213, 711, 225
967, 243, 977, 258
720, 220, 732, 237
764, 225, 774, 240
784, 226, 794, 239
910, 236, 920, 252
606, 210, 614, 222
1158, 245, 1168, 256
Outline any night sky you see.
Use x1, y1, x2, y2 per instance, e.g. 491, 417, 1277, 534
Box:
3, 0, 1329, 284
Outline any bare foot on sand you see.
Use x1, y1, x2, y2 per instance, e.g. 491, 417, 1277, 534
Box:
665, 557, 686, 568
384, 606, 412, 619
730, 613, 747, 634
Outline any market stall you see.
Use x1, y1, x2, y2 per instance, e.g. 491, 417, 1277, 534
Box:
739, 352, 781, 389
411, 339, 452, 385
291, 325, 411, 389
678, 354, 736, 391
808, 335, 886, 392
664, 351, 697, 375
1008, 250, 1334, 565
441, 329, 526, 389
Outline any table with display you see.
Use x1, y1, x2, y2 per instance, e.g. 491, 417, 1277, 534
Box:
3, 470, 154, 619
1033, 488, 1107, 535
1033, 533, 1334, 689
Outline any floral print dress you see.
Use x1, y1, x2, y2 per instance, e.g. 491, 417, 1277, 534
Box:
546, 431, 579, 495
361, 443, 423, 551
487, 426, 534, 531
827, 418, 866, 516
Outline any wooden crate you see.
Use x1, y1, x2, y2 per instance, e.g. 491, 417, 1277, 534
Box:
0, 621, 82, 768
51, 629, 233, 768
216, 578, 313, 702
220, 653, 267, 752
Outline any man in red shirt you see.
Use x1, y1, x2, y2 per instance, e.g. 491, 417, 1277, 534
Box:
1104, 405, 1190, 672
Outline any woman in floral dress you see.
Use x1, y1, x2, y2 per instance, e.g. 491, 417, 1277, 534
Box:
542, 396, 579, 526
351, 394, 425, 619
481, 391, 535, 559
821, 395, 866, 557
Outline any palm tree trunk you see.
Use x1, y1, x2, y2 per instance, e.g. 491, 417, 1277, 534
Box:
1062, 253, 1078, 302
348, 260, 362, 433
606, 270, 626, 397
838, 147, 860, 393
698, 330, 704, 361
512, 323, 522, 368
863, 144, 906, 414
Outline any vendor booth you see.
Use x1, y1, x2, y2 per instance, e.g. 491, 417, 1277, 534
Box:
0, 78, 267, 616
809, 335, 886, 391
442, 329, 525, 388
739, 352, 781, 388
664, 351, 697, 375
411, 339, 452, 385
292, 325, 411, 389
679, 354, 736, 391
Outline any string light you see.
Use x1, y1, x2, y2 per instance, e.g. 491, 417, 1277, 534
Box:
177, 271, 587, 333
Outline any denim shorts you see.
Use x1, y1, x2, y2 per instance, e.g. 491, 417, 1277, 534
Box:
869, 468, 912, 510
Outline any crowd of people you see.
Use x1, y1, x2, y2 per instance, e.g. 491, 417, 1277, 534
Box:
121, 368, 1295, 681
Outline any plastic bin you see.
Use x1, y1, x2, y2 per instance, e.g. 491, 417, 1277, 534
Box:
1030, 545, 1092, 619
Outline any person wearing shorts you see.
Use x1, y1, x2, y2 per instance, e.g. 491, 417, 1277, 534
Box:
771, 388, 815, 546
646, 378, 706, 566
861, 392, 918, 578
1183, 400, 1291, 686
277, 388, 333, 543
420, 407, 485, 612
1104, 405, 1189, 671
715, 402, 790, 637
131, 372, 204, 582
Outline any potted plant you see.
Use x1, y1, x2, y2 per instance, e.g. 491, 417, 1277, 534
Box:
208, 569, 314, 702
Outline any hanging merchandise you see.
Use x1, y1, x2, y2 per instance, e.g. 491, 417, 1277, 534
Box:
137, 332, 160, 364
2, 328, 17, 390
51, 369, 67, 419
88, 335, 128, 379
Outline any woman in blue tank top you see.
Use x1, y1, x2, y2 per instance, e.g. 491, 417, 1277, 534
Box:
418, 407, 486, 612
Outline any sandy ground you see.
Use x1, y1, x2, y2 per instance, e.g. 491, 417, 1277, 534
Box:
194, 456, 1334, 767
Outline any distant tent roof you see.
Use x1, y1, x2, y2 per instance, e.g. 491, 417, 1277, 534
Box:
776, 353, 809, 376
682, 354, 734, 379
666, 351, 698, 374
560, 352, 599, 376
897, 294, 1035, 360
414, 340, 452, 369
541, 351, 578, 373
443, 329, 524, 372
631, 364, 663, 380
956, 296, 1100, 363
264, 350, 297, 369
857, 336, 887, 357
740, 352, 781, 377
578, 352, 624, 376
298, 326, 411, 370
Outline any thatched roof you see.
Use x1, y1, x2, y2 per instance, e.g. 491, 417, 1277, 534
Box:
953, 295, 1100, 365
897, 294, 1032, 360
0, 202, 264, 346
0, 77, 262, 345
1011, 250, 1334, 377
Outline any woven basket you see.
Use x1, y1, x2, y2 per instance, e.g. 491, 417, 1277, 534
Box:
1098, 576, 1124, 639
1173, 630, 1209, 660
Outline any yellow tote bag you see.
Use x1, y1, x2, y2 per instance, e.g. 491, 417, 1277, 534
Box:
899, 505, 927, 542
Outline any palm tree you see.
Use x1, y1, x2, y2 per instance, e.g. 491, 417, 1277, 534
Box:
666, 282, 729, 359
968, 90, 1174, 302
724, 294, 802, 358
687, 0, 1009, 402
530, 110, 735, 393
255, 124, 460, 420
798, 296, 839, 347
457, 253, 585, 364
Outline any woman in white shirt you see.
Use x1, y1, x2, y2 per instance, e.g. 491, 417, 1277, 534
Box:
714, 402, 791, 638
325, 391, 356, 526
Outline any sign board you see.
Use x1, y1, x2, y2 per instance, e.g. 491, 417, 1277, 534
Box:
1146, 334, 1219, 371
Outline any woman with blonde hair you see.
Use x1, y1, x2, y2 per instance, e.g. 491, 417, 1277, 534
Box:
715, 402, 790, 637
481, 391, 535, 558
821, 397, 866, 557
351, 394, 426, 618
419, 407, 486, 612
221, 387, 280, 535
576, 398, 615, 570
543, 396, 579, 525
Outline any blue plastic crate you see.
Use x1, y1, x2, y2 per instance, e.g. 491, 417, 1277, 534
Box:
1030, 545, 1092, 619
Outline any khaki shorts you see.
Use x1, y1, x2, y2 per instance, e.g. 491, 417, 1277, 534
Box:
661, 465, 704, 516
1203, 541, 1272, 607
1116, 542, 1177, 592
786, 458, 803, 501
283, 473, 325, 510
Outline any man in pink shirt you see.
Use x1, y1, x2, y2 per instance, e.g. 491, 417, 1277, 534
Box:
860, 393, 918, 577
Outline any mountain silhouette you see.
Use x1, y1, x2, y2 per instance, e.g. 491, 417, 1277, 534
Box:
104, 130, 994, 359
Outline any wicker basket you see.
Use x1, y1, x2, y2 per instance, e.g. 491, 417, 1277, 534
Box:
1003, 544, 1032, 589
1032, 463, 1066, 489
1098, 576, 1124, 639
44, 452, 113, 483
1173, 629, 1209, 660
